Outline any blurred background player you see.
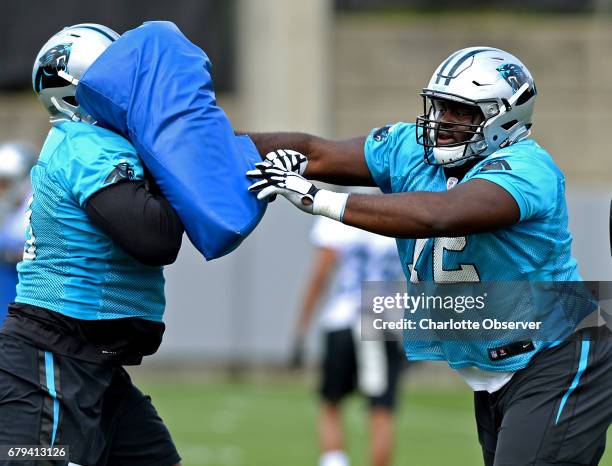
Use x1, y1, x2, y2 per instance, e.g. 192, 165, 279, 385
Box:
291, 210, 404, 466
0, 142, 37, 325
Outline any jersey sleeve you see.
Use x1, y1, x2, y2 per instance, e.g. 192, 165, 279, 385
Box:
363, 125, 394, 192
63, 138, 145, 207
86, 180, 184, 266
470, 151, 559, 222
364, 122, 424, 194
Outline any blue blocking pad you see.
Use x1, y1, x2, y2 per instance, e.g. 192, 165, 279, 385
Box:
75, 21, 266, 260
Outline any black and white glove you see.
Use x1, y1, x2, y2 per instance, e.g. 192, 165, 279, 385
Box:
247, 149, 308, 194
264, 149, 308, 175
247, 163, 349, 221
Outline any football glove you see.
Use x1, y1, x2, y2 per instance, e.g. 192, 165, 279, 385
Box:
247, 165, 349, 221
264, 149, 308, 175
247, 149, 308, 194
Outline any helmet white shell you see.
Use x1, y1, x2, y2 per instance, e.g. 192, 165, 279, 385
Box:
32, 24, 120, 125
0, 142, 37, 180
0, 141, 38, 222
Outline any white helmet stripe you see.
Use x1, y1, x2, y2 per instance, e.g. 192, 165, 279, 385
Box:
76, 25, 118, 42
436, 47, 497, 85
434, 49, 465, 85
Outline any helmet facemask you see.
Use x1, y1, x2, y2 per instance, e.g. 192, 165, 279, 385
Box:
416, 93, 487, 167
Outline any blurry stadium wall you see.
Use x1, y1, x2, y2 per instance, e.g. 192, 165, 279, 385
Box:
0, 0, 236, 91
1, 2, 610, 364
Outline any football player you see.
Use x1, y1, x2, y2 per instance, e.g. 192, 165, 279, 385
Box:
292, 213, 403, 466
247, 48, 612, 465
0, 25, 183, 466
0, 142, 37, 324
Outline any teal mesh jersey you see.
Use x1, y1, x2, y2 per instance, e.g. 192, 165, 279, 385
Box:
364, 122, 586, 371
16, 122, 165, 322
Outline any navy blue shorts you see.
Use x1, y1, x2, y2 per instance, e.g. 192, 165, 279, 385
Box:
320, 327, 403, 410
0, 335, 180, 466
475, 326, 612, 466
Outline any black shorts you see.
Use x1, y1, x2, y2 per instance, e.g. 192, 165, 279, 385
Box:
475, 326, 612, 466
320, 327, 403, 410
0, 335, 180, 466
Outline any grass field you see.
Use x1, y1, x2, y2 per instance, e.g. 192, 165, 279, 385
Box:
131, 370, 611, 466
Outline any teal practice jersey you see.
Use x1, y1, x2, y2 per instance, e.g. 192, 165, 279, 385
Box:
16, 122, 165, 322
364, 122, 588, 371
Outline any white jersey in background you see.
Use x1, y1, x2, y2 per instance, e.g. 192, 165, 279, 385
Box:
310, 217, 403, 331
0, 196, 30, 261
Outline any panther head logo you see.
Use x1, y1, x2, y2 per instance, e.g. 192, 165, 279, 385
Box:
496, 63, 529, 93
34, 43, 72, 93
104, 162, 135, 185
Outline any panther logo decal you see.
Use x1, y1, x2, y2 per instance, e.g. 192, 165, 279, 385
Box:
373, 125, 393, 142
34, 43, 72, 93
496, 63, 529, 92
104, 162, 135, 185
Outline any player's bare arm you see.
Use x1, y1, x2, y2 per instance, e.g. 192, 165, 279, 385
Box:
247, 84, 519, 238
295, 247, 337, 335
248, 164, 519, 238
342, 179, 519, 238
247, 132, 374, 186
289, 246, 337, 369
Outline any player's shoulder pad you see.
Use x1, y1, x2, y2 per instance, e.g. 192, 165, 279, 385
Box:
49, 121, 141, 184
479, 158, 512, 171
64, 121, 136, 152
480, 139, 558, 174
371, 124, 393, 143
368, 122, 414, 144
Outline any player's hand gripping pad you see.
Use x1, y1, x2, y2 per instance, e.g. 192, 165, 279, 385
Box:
75, 21, 266, 260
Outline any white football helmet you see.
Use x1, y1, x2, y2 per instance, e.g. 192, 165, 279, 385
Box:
0, 142, 38, 223
416, 47, 537, 166
32, 23, 120, 125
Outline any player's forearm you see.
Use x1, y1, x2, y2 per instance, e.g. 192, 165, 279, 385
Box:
296, 249, 336, 334
245, 132, 374, 185
246, 131, 335, 181
339, 179, 519, 237
246, 132, 315, 161
296, 290, 321, 335
342, 192, 453, 238
307, 137, 375, 186
297, 282, 323, 333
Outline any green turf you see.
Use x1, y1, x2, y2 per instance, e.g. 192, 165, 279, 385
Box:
132, 374, 611, 466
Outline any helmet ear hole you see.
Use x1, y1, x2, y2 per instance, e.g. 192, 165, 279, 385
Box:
515, 87, 536, 106
501, 120, 518, 131
63, 96, 78, 106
